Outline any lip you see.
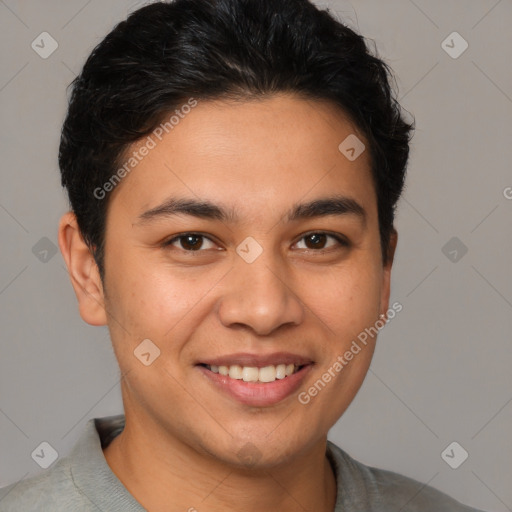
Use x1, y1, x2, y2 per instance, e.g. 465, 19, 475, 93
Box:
197, 362, 313, 407
199, 352, 314, 368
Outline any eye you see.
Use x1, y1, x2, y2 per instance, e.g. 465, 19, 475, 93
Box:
164, 233, 217, 251
162, 231, 348, 253
293, 232, 348, 251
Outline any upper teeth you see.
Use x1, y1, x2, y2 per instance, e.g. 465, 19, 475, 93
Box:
207, 364, 299, 383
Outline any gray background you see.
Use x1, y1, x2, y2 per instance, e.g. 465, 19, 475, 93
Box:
1, 0, 511, 510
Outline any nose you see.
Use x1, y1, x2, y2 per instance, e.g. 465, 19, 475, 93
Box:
217, 254, 305, 337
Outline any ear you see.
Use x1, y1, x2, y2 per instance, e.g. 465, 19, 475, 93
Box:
380, 229, 398, 318
58, 211, 107, 326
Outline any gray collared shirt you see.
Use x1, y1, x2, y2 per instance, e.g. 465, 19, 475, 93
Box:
0, 415, 484, 511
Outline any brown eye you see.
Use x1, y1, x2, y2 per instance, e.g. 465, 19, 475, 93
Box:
180, 234, 203, 250
165, 233, 216, 251
304, 233, 327, 249
296, 232, 349, 252
294, 232, 347, 251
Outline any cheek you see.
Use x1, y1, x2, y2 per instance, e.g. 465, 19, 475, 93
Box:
308, 263, 382, 418
104, 257, 226, 348
296, 261, 383, 340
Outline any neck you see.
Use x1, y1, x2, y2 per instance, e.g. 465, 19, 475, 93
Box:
103, 414, 337, 512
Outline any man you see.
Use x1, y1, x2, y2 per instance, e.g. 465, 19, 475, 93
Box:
0, 0, 485, 510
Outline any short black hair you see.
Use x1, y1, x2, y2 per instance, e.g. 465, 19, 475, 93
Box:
59, 0, 414, 279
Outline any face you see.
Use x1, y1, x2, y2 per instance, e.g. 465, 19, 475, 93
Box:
64, 94, 395, 468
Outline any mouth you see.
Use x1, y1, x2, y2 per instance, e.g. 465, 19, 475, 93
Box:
196, 355, 313, 407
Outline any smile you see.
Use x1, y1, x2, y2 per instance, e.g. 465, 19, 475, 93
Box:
197, 360, 313, 407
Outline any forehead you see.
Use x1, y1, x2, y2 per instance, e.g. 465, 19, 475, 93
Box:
110, 94, 376, 222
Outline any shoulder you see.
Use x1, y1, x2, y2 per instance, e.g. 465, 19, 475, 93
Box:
0, 458, 88, 511
327, 441, 485, 512
0, 415, 128, 512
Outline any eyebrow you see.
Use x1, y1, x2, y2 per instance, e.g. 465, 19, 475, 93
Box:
135, 195, 366, 226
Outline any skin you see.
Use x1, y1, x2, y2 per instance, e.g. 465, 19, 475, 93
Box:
59, 94, 397, 512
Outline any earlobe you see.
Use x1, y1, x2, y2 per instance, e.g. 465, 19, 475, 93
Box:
58, 212, 108, 326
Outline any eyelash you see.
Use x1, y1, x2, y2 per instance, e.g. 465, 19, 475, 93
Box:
162, 231, 349, 253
